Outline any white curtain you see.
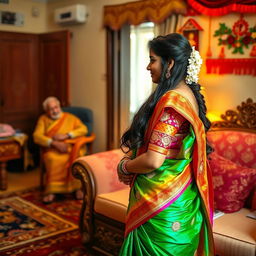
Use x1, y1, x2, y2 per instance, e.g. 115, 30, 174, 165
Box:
154, 14, 184, 36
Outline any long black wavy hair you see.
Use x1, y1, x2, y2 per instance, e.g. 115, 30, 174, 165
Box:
121, 33, 213, 155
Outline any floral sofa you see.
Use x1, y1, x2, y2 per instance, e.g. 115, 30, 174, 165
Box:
72, 98, 256, 256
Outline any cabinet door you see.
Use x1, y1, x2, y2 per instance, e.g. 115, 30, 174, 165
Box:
39, 30, 70, 108
0, 32, 39, 134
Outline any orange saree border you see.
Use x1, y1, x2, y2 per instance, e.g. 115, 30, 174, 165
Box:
125, 164, 193, 236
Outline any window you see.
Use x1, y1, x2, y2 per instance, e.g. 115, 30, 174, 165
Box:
106, 23, 155, 149
130, 22, 154, 120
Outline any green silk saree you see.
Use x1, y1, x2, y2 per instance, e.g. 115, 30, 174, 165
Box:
119, 91, 214, 256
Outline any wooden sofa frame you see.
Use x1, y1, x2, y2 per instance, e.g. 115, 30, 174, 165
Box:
72, 98, 256, 256
72, 160, 125, 255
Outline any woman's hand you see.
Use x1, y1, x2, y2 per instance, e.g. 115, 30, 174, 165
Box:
117, 157, 135, 185
118, 171, 134, 185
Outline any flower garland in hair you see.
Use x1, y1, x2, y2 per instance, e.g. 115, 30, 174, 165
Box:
185, 46, 203, 85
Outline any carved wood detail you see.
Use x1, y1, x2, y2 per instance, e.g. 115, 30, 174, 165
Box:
72, 161, 95, 244
72, 160, 125, 255
94, 224, 124, 256
211, 98, 256, 131
0, 139, 22, 190
0, 143, 19, 156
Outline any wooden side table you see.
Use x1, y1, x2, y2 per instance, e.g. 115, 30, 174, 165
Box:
0, 138, 22, 190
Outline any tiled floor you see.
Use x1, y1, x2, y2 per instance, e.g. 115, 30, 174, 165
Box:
0, 167, 40, 195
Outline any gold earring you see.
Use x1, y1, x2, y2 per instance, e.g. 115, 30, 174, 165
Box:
166, 70, 170, 79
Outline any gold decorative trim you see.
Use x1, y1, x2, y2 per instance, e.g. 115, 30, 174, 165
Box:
0, 143, 19, 156
211, 98, 256, 131
104, 0, 187, 30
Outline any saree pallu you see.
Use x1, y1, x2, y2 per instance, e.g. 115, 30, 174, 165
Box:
119, 91, 214, 256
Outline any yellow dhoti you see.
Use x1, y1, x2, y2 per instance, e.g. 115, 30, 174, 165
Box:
33, 112, 88, 195
43, 146, 86, 194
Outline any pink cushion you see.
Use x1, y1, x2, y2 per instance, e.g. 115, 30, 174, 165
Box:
209, 152, 256, 213
0, 124, 15, 137
207, 131, 256, 169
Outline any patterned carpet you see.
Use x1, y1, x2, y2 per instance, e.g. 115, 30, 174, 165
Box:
0, 189, 97, 256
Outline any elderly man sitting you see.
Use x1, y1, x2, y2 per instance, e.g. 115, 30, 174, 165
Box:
33, 96, 88, 203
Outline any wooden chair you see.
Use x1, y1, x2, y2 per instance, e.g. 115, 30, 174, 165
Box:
40, 106, 96, 190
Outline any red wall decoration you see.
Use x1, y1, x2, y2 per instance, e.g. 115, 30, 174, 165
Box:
206, 15, 256, 76
214, 15, 255, 55
178, 18, 203, 50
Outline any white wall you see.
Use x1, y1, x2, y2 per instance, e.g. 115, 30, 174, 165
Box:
46, 0, 130, 153
0, 0, 47, 33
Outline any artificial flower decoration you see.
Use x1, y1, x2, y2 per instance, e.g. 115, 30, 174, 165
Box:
214, 16, 255, 54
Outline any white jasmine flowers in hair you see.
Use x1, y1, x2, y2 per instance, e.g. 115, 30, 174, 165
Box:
185, 46, 203, 85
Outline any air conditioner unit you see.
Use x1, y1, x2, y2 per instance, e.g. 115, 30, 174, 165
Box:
54, 4, 87, 25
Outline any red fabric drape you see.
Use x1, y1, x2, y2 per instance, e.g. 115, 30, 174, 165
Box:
187, 0, 256, 15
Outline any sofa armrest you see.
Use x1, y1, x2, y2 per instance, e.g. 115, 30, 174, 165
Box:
73, 149, 126, 195
72, 149, 126, 244
72, 159, 95, 243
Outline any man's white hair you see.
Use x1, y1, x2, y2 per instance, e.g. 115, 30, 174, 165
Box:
42, 96, 60, 111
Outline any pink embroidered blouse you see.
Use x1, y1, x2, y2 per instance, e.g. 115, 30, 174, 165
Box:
148, 108, 190, 158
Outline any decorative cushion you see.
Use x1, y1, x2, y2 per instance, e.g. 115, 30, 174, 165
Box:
207, 131, 256, 169
209, 152, 256, 213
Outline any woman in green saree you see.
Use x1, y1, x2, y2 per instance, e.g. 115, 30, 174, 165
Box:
117, 33, 214, 256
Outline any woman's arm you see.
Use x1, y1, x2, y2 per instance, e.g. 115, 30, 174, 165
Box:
125, 149, 166, 174
120, 107, 188, 175
117, 150, 165, 185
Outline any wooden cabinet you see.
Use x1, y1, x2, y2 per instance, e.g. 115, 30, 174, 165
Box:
0, 32, 39, 134
0, 30, 70, 135
39, 31, 70, 108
